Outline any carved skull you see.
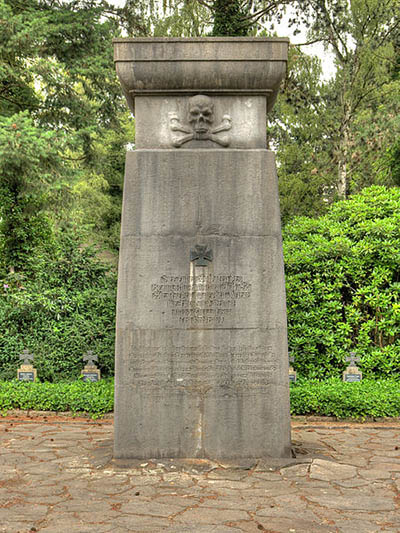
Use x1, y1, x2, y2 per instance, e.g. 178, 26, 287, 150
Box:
188, 95, 214, 134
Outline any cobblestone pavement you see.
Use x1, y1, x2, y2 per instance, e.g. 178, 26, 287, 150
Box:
0, 415, 399, 533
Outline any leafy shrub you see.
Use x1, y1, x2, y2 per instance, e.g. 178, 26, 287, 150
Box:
0, 378, 398, 420
290, 378, 400, 419
284, 186, 400, 379
0, 230, 116, 381
0, 378, 114, 418
1, 185, 399, 384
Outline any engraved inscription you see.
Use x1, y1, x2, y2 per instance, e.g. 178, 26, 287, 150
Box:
18, 371, 35, 382
127, 345, 275, 387
344, 373, 362, 382
170, 94, 232, 148
151, 273, 252, 325
82, 372, 100, 382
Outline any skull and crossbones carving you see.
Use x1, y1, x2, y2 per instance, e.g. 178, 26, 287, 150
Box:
170, 95, 232, 148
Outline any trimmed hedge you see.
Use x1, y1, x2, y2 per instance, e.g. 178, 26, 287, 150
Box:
1, 378, 399, 420
0, 378, 114, 418
290, 378, 400, 418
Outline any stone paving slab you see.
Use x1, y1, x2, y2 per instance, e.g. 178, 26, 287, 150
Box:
0, 415, 399, 532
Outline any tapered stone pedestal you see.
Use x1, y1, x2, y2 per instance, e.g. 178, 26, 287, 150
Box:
113, 38, 291, 460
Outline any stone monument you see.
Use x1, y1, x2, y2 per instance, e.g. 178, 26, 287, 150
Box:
113, 37, 291, 459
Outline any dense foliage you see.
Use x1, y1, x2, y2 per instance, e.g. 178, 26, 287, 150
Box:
1, 378, 399, 420
290, 378, 400, 419
0, 1, 399, 398
0, 378, 114, 418
271, 1, 400, 219
1, 186, 398, 384
0, 231, 116, 381
284, 186, 400, 379
211, 0, 254, 36
0, 0, 132, 261
0, 113, 68, 271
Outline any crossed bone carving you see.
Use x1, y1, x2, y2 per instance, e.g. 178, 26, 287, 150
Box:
170, 94, 232, 148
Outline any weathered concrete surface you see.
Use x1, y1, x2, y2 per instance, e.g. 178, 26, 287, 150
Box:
1, 416, 400, 532
119, 150, 283, 239
114, 150, 290, 460
113, 37, 289, 114
134, 96, 267, 149
114, 38, 290, 461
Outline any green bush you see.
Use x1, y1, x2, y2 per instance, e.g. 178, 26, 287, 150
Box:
290, 378, 400, 419
0, 230, 116, 381
284, 186, 400, 379
1, 185, 399, 383
0, 378, 114, 418
0, 378, 398, 420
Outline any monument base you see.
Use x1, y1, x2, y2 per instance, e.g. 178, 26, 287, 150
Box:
114, 149, 291, 460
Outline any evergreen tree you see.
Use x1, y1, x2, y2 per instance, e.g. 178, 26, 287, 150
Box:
0, 0, 141, 263
211, 0, 251, 36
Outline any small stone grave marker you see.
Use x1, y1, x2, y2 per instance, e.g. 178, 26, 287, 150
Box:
343, 352, 362, 382
289, 353, 297, 383
81, 350, 101, 382
17, 349, 37, 382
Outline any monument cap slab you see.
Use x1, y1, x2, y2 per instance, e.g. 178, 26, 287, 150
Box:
113, 37, 289, 112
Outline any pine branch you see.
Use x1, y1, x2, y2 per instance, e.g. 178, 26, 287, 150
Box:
0, 94, 25, 110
